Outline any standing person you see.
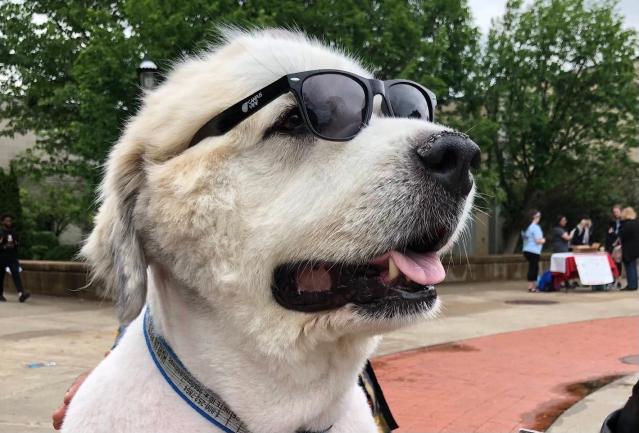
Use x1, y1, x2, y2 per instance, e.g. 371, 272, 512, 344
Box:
619, 207, 638, 291
607, 206, 623, 250
607, 205, 623, 287
0, 214, 30, 302
552, 215, 572, 253
571, 217, 594, 247
522, 209, 545, 292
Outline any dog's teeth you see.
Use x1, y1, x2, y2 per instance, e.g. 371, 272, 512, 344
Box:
388, 257, 399, 280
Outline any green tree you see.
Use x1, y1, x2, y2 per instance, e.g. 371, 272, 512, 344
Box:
0, 166, 31, 257
18, 180, 89, 260
20, 179, 92, 238
477, 0, 639, 250
0, 0, 479, 182
0, 1, 480, 254
124, 0, 480, 102
0, 165, 22, 221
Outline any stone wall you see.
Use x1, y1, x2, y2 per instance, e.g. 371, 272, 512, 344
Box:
3, 256, 551, 299
443, 254, 550, 283
3, 260, 101, 299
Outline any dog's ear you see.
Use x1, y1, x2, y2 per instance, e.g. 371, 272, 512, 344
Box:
81, 135, 147, 326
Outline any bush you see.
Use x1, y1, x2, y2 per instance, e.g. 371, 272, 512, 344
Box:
29, 231, 58, 249
0, 167, 22, 220
24, 230, 78, 261
44, 244, 79, 261
29, 245, 50, 260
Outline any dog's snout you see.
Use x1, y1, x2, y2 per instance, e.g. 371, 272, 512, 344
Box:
416, 132, 480, 196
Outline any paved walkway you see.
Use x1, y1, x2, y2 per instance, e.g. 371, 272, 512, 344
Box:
0, 295, 116, 433
374, 316, 638, 432
547, 372, 639, 433
373, 282, 639, 432
0, 282, 637, 432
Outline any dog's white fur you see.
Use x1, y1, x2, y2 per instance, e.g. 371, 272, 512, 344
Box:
63, 28, 475, 433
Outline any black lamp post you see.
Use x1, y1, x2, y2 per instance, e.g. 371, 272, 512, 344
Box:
137, 58, 159, 90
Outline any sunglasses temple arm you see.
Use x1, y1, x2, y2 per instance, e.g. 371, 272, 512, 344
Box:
188, 76, 291, 147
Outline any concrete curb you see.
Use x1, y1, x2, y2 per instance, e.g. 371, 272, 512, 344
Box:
5, 255, 553, 299
547, 372, 639, 433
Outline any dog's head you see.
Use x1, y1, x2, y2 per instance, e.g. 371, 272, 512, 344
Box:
83, 28, 479, 355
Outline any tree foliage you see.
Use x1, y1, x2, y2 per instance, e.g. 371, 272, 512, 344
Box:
1, 0, 638, 255
0, 165, 22, 221
0, 0, 481, 256
20, 179, 92, 237
18, 181, 89, 260
475, 0, 639, 249
0, 0, 479, 181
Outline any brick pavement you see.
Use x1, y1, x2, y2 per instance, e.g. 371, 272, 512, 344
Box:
2, 288, 638, 432
373, 316, 639, 433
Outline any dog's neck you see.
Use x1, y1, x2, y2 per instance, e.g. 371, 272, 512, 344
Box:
145, 264, 377, 433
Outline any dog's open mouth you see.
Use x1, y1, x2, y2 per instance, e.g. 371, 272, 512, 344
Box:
272, 249, 444, 314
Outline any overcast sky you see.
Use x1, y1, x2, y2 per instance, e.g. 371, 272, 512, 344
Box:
468, 0, 639, 35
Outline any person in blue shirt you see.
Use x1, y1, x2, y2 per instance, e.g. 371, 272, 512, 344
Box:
522, 209, 546, 292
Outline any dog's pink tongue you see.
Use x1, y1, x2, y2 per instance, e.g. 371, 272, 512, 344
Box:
390, 251, 445, 285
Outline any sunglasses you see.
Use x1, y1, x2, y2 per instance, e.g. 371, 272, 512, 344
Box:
189, 69, 437, 146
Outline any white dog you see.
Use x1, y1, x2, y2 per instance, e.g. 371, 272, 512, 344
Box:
62, 28, 479, 433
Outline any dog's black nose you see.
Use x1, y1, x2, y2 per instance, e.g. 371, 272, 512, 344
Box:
416, 132, 480, 196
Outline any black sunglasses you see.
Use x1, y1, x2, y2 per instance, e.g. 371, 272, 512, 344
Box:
189, 69, 437, 146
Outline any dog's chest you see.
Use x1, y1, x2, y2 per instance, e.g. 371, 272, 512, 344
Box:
62, 316, 377, 433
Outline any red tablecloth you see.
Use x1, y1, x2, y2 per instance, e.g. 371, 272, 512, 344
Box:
552, 253, 619, 284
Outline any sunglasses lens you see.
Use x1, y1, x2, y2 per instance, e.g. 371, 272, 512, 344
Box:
388, 83, 431, 121
301, 74, 366, 139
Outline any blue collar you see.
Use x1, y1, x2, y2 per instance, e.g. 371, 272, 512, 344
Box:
143, 308, 332, 433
